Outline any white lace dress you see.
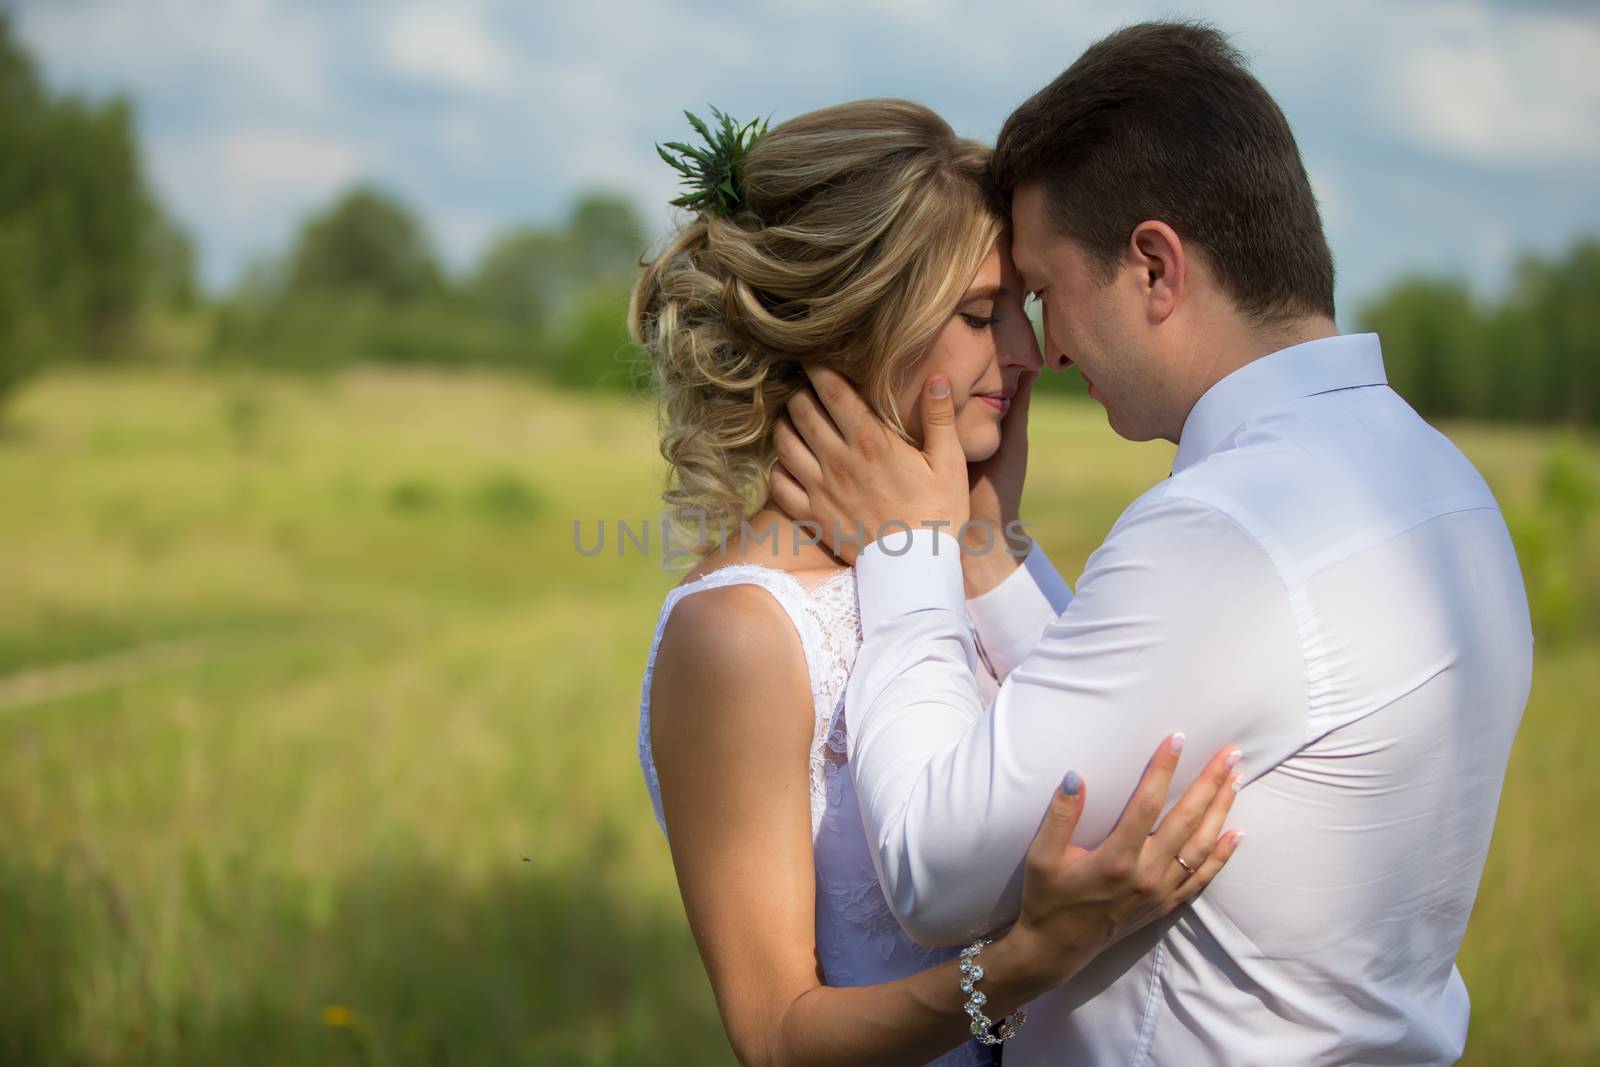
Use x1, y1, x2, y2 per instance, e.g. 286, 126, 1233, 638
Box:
638, 563, 992, 1067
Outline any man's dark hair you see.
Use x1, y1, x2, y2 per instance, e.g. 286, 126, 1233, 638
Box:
990, 20, 1335, 323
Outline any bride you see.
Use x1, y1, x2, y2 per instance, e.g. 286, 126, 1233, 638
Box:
630, 100, 1244, 1066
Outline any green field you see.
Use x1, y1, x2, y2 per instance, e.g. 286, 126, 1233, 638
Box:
1, 366, 1595, 1065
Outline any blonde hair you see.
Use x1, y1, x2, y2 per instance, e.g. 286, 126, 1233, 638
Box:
628, 98, 1001, 558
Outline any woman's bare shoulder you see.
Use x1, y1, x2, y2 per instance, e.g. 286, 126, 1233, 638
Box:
653, 508, 843, 704
650, 582, 813, 780
658, 580, 802, 674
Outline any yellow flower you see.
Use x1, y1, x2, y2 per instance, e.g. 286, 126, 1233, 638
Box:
321, 1004, 355, 1028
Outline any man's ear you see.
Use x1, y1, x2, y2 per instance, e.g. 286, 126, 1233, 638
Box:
1127, 220, 1185, 324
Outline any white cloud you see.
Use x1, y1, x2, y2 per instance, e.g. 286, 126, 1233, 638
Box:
382, 1, 516, 94
157, 129, 364, 225
17, 0, 331, 113
1383, 4, 1600, 163
431, 208, 500, 268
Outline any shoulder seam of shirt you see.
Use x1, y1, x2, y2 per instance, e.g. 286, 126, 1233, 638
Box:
1116, 486, 1293, 593
1160, 465, 1504, 589
1149, 482, 1296, 590
1110, 489, 1317, 744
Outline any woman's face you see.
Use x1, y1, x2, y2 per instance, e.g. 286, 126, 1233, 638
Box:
896, 232, 1044, 462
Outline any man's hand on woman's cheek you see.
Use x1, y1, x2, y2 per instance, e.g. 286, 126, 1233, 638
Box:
769, 365, 970, 565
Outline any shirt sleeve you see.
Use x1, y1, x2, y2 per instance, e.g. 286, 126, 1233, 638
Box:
965, 540, 1075, 681
845, 496, 1310, 946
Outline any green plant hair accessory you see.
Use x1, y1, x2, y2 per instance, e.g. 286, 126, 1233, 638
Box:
655, 106, 771, 219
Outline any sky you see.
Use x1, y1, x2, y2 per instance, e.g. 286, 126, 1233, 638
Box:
12, 0, 1600, 323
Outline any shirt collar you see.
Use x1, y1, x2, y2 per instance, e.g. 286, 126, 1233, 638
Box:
1170, 332, 1388, 475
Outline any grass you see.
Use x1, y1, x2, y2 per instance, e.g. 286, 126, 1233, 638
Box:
0, 365, 1595, 1064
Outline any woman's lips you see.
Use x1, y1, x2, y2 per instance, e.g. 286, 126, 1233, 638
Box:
975, 393, 1010, 415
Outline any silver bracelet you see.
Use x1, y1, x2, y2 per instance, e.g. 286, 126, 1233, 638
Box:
959, 938, 1026, 1045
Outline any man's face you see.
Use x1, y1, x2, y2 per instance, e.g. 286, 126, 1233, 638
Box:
1009, 181, 1168, 441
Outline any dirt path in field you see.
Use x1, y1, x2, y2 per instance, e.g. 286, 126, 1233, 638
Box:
0, 631, 322, 713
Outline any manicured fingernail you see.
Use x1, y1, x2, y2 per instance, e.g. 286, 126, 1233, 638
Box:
928, 377, 950, 399
1061, 771, 1081, 797
1226, 749, 1242, 769
1229, 774, 1242, 793
1168, 732, 1186, 755
1231, 830, 1245, 845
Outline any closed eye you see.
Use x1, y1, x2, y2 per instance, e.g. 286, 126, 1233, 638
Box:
960, 313, 998, 330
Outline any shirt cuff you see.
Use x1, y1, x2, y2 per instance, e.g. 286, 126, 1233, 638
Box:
855, 526, 967, 634
964, 540, 1074, 679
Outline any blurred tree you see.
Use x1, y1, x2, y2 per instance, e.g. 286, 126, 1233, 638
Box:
233, 252, 290, 306
0, 16, 51, 406
1359, 236, 1598, 427
145, 204, 197, 310
1504, 240, 1600, 426
463, 192, 646, 379
549, 282, 647, 393
468, 193, 645, 332
0, 224, 47, 409
286, 185, 443, 304
41, 95, 150, 349
568, 192, 647, 282
216, 187, 520, 372
1, 12, 182, 413
1358, 278, 1488, 418
467, 229, 571, 335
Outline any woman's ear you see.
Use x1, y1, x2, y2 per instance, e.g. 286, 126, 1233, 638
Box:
1127, 220, 1186, 324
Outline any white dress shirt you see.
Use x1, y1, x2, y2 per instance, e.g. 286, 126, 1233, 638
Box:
846, 334, 1532, 1066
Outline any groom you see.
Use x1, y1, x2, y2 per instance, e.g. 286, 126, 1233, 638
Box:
772, 21, 1532, 1066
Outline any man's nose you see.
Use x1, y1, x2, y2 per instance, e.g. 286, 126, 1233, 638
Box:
1047, 349, 1072, 372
